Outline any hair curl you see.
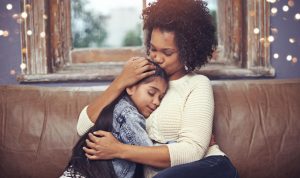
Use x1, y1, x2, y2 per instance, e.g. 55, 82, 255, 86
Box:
142, 0, 217, 71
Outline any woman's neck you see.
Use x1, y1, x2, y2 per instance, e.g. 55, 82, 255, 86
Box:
169, 69, 188, 81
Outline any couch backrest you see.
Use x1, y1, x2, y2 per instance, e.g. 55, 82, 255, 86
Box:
212, 79, 300, 178
0, 86, 100, 178
0, 79, 300, 178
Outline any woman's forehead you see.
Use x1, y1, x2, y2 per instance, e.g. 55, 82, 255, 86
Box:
150, 28, 176, 49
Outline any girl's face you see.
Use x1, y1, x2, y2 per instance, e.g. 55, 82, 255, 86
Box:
126, 77, 168, 118
149, 28, 186, 80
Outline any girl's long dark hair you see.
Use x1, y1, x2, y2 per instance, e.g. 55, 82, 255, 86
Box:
67, 61, 168, 178
67, 94, 124, 178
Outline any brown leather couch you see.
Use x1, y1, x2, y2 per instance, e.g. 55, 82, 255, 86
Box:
1, 79, 300, 178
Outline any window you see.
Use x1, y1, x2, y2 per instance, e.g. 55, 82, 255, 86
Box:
18, 0, 275, 83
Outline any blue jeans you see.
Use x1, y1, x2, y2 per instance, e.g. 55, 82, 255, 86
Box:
153, 156, 239, 178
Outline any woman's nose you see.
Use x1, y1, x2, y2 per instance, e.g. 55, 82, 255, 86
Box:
152, 53, 163, 64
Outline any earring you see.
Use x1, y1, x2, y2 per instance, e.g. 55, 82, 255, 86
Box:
184, 65, 188, 71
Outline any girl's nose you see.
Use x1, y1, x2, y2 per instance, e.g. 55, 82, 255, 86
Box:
152, 97, 160, 106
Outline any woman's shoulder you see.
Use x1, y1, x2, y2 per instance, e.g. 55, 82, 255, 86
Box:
188, 73, 210, 81
185, 73, 211, 87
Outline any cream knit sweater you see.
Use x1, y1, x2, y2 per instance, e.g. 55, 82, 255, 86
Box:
76, 73, 225, 177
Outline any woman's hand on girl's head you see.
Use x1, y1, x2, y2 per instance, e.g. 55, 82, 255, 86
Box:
116, 57, 156, 88
83, 131, 123, 160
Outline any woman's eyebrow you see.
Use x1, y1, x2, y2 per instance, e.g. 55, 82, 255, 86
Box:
150, 43, 176, 51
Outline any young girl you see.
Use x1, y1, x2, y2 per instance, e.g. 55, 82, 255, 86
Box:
60, 62, 168, 178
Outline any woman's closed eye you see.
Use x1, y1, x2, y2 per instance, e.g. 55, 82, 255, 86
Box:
150, 46, 157, 52
150, 46, 176, 57
163, 50, 175, 56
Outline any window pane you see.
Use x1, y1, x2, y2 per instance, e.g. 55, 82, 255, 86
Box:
71, 0, 143, 48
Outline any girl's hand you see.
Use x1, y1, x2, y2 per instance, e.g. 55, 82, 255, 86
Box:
116, 57, 156, 89
83, 130, 123, 160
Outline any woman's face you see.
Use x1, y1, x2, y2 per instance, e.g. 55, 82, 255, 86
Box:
149, 28, 186, 80
126, 77, 167, 118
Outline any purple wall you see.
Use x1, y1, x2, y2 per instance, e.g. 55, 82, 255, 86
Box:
0, 0, 21, 85
0, 0, 299, 85
270, 0, 300, 78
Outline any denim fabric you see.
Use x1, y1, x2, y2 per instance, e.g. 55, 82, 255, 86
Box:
153, 156, 239, 178
112, 96, 153, 178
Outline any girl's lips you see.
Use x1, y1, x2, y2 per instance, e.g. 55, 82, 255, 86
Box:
147, 106, 155, 113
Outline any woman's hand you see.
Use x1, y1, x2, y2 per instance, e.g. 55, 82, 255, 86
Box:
83, 130, 123, 160
116, 57, 156, 89
84, 131, 171, 168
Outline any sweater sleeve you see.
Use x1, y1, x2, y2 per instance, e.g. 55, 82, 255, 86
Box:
76, 106, 95, 136
167, 77, 214, 166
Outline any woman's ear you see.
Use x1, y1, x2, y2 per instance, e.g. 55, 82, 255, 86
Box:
126, 86, 136, 96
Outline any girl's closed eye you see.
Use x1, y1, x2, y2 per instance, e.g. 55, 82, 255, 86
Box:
148, 90, 155, 96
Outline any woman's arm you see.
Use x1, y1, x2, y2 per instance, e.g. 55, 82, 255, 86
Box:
82, 76, 214, 167
84, 131, 171, 168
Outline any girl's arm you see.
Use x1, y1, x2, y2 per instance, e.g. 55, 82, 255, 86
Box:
79, 57, 156, 123
84, 131, 171, 168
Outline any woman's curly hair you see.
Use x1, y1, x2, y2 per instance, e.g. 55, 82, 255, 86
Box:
142, 0, 217, 71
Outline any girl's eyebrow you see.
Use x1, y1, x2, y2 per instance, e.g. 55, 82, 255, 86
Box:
149, 86, 159, 91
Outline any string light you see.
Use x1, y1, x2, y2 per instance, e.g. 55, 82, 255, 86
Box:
21, 12, 28, 19
267, 0, 277, 3
273, 53, 279, 59
271, 7, 278, 15
6, 4, 13, 10
286, 55, 292, 61
295, 13, 300, 20
282, 5, 289, 12
27, 30, 33, 36
268, 35, 275, 42
40, 32, 46, 38
289, 38, 295, 44
288, 0, 295, 7
20, 63, 27, 70
22, 48, 27, 54
271, 28, 278, 34
259, 38, 265, 42
292, 57, 298, 64
253, 28, 260, 34
12, 13, 19, 19
3, 30, 9, 37
10, 69, 16, 75
25, 4, 31, 10
0, 30, 3, 36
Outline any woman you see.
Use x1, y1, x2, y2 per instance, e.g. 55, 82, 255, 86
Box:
77, 0, 239, 177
